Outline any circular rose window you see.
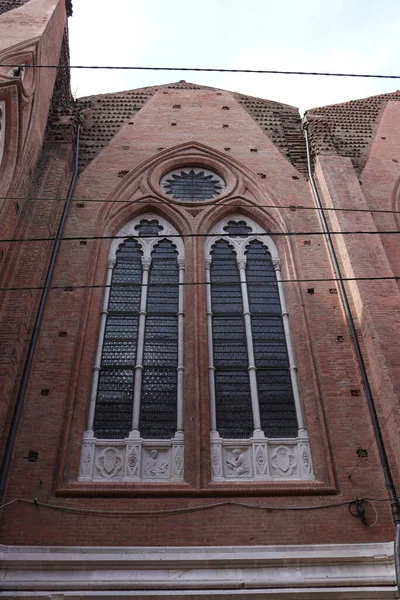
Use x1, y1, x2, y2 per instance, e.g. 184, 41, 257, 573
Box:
160, 167, 226, 202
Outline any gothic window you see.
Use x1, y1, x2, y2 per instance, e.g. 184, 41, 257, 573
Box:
79, 216, 185, 483
206, 217, 313, 481
160, 167, 226, 202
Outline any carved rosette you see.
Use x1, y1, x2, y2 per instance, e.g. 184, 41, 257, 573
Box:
78, 439, 184, 482
125, 444, 141, 478
211, 438, 314, 482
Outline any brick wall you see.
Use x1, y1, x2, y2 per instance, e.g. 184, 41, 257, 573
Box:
0, 85, 396, 548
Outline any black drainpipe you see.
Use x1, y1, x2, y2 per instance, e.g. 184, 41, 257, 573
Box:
0, 116, 82, 501
303, 118, 400, 589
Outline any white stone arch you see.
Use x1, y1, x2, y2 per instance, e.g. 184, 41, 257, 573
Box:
109, 213, 185, 264
205, 215, 313, 482
79, 214, 185, 484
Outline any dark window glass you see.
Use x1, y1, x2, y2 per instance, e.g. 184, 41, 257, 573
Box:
134, 219, 163, 236
246, 240, 297, 438
163, 169, 224, 202
94, 239, 142, 439
223, 220, 253, 238
211, 240, 253, 438
140, 239, 179, 438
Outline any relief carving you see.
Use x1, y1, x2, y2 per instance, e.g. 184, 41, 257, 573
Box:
270, 446, 298, 478
144, 449, 169, 478
79, 443, 94, 478
172, 445, 184, 479
254, 444, 268, 475
225, 448, 250, 477
95, 447, 123, 479
299, 443, 313, 476
79, 439, 182, 482
211, 444, 222, 477
125, 445, 140, 477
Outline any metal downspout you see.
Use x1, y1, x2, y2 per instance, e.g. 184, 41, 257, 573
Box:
303, 119, 400, 592
0, 117, 82, 501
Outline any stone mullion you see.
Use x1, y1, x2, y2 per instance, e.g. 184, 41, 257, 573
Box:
130, 257, 151, 437
85, 258, 115, 436
176, 258, 185, 436
237, 258, 263, 436
273, 260, 306, 436
205, 259, 218, 435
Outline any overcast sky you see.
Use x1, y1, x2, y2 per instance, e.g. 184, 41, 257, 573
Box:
68, 0, 400, 114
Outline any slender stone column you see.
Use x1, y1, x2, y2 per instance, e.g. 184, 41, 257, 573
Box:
237, 258, 262, 436
85, 258, 115, 435
176, 258, 185, 436
205, 259, 218, 435
274, 260, 306, 436
130, 257, 151, 437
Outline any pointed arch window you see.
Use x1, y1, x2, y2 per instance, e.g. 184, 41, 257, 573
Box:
205, 217, 313, 481
79, 216, 185, 483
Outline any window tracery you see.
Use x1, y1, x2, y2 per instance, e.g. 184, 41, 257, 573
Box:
79, 215, 185, 483
205, 216, 313, 481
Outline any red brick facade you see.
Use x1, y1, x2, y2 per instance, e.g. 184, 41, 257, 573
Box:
1, 1, 400, 597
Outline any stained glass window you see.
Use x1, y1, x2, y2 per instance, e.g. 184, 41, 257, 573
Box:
93, 239, 142, 439
208, 223, 299, 440
93, 222, 182, 441
160, 167, 226, 202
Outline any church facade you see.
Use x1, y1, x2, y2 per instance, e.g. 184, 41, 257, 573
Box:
1, 1, 400, 597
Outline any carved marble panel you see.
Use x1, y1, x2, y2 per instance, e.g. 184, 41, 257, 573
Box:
78, 438, 184, 483
211, 437, 314, 482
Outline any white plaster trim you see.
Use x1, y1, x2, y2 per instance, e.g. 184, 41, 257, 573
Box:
0, 542, 397, 599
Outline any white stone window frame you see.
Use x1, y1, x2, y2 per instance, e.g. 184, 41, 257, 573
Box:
79, 214, 185, 483
205, 216, 313, 482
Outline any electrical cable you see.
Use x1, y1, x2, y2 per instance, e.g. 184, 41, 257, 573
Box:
0, 496, 377, 519
2, 196, 400, 217
0, 274, 400, 293
3, 64, 400, 79
2, 230, 400, 244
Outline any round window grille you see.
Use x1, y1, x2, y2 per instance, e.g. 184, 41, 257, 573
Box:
160, 167, 226, 202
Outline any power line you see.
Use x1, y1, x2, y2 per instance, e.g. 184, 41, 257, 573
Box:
2, 195, 400, 216
1, 230, 400, 244
3, 64, 400, 79
0, 496, 386, 519
0, 275, 398, 293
